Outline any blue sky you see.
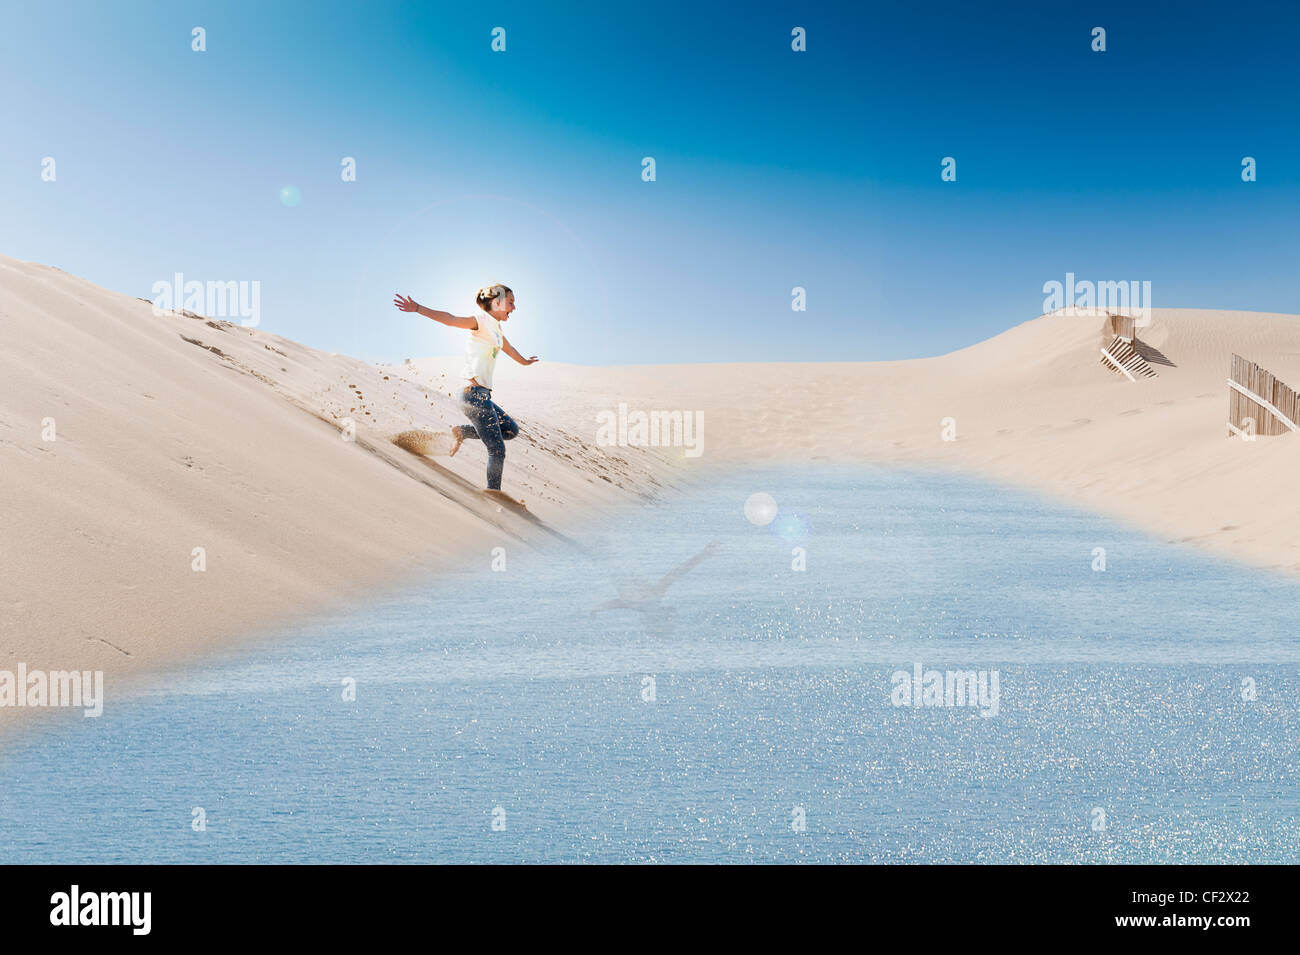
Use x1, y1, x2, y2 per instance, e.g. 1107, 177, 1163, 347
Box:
2, 0, 1297, 364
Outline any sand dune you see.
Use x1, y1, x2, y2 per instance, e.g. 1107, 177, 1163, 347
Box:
0, 257, 674, 733
465, 307, 1300, 575
5, 254, 1300, 734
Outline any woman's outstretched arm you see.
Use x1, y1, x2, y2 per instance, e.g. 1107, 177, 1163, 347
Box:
501, 336, 539, 366
393, 294, 477, 329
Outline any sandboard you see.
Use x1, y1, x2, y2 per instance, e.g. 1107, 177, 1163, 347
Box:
378, 432, 587, 553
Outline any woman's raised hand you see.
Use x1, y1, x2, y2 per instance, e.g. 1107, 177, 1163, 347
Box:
393, 294, 420, 312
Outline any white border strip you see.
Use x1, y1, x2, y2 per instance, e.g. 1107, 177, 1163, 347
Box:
1226, 378, 1299, 433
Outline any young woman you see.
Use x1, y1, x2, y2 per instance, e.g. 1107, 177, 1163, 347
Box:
393, 284, 538, 495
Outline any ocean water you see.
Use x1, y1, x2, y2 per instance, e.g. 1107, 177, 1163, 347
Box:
2, 465, 1298, 864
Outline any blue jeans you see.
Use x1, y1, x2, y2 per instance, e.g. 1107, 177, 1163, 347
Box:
459, 385, 518, 490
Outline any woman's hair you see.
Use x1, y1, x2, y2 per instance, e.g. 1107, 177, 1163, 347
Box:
476, 283, 513, 312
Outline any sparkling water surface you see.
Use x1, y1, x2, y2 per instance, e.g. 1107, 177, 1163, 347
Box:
3, 465, 1297, 863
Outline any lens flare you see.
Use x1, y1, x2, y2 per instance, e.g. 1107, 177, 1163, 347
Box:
744, 492, 777, 526
770, 509, 810, 542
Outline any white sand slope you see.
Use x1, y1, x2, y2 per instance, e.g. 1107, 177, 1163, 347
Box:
0, 257, 674, 733
5, 255, 1300, 736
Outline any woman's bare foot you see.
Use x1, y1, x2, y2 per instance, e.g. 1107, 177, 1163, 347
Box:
449, 425, 465, 457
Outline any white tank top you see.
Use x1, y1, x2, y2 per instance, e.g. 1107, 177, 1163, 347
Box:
461, 310, 503, 389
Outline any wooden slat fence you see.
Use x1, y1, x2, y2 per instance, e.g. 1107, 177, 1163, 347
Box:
1109, 313, 1138, 342
1227, 354, 1300, 438
1099, 336, 1157, 381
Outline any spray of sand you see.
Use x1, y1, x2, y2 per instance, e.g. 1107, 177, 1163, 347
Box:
391, 429, 452, 456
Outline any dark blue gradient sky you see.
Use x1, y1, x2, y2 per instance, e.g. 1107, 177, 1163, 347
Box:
3, 0, 1297, 363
